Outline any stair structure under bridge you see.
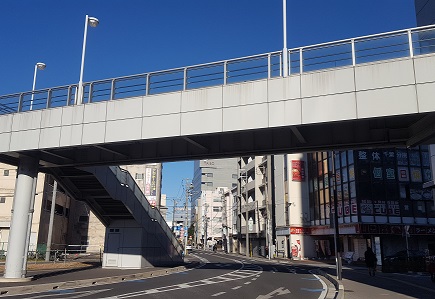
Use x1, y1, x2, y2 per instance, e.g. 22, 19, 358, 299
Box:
48, 165, 184, 269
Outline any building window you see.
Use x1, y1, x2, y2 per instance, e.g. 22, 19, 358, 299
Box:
79, 216, 89, 223
0, 197, 5, 203
206, 182, 213, 187
135, 173, 144, 179
206, 173, 213, 177
232, 174, 238, 179
55, 204, 64, 215
213, 197, 222, 202
213, 207, 222, 212
3, 170, 9, 176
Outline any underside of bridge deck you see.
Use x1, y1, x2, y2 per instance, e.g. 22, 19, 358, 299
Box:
1, 112, 435, 170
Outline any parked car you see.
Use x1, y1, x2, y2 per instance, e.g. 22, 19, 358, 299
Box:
383, 250, 426, 273
185, 244, 193, 252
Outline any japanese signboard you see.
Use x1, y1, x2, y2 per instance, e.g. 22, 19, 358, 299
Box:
291, 160, 305, 182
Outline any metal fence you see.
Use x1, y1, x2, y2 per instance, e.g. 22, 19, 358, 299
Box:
1, 25, 435, 115
0, 243, 102, 264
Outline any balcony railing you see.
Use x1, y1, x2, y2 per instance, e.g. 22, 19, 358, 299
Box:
1, 25, 435, 115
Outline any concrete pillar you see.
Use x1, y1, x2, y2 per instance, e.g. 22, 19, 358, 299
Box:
3, 157, 39, 279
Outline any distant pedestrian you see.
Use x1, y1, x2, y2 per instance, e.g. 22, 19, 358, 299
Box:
364, 247, 377, 276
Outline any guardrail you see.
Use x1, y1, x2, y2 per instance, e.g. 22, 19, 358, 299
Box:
1, 25, 435, 115
110, 166, 185, 258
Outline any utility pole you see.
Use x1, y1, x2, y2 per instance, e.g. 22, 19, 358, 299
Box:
332, 151, 342, 280
241, 171, 250, 257
204, 203, 209, 249
45, 181, 57, 261
266, 155, 272, 260
184, 180, 193, 256
172, 199, 178, 233
222, 192, 229, 253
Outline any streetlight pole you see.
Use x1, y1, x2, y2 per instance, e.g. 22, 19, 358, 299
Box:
30, 62, 46, 110
282, 0, 288, 77
77, 15, 99, 105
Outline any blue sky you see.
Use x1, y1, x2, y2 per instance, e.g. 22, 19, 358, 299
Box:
0, 1, 417, 204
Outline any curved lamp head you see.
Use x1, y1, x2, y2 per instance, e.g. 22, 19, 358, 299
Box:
87, 16, 99, 27
36, 62, 46, 70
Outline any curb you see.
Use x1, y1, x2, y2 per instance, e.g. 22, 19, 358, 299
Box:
317, 269, 344, 299
0, 264, 194, 296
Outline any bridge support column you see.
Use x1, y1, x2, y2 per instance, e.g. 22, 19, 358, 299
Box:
3, 157, 39, 280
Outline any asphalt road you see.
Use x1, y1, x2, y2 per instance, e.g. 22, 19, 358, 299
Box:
4, 251, 329, 299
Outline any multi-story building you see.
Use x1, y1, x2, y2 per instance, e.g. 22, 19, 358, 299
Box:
307, 146, 435, 261
195, 188, 228, 248
192, 158, 238, 247
235, 154, 314, 259
237, 156, 272, 257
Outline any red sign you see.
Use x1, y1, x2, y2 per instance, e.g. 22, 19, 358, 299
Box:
291, 160, 305, 182
290, 227, 311, 234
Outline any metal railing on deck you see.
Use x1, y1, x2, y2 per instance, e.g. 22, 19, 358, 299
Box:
1, 25, 435, 115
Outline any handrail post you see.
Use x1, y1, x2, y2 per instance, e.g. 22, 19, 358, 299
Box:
408, 29, 414, 58
88, 83, 93, 103
279, 55, 282, 77
267, 54, 271, 78
224, 61, 228, 85
283, 49, 288, 77
299, 48, 303, 73
351, 39, 356, 66
46, 89, 52, 109
67, 86, 73, 106
18, 93, 24, 112
183, 68, 187, 91
110, 79, 116, 101
146, 74, 150, 96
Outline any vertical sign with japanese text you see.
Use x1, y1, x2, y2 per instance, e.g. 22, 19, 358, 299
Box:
291, 160, 305, 182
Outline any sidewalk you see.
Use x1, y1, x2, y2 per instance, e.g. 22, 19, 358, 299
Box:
270, 256, 435, 299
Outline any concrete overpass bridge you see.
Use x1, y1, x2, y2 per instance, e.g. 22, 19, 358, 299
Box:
1, 25, 435, 279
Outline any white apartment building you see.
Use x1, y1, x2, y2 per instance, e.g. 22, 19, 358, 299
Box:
195, 187, 228, 248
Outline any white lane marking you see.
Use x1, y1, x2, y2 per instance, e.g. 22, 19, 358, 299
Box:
256, 287, 291, 299
212, 292, 226, 296
311, 273, 327, 299
244, 282, 251, 285
232, 286, 242, 290
252, 278, 257, 281
99, 256, 262, 298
